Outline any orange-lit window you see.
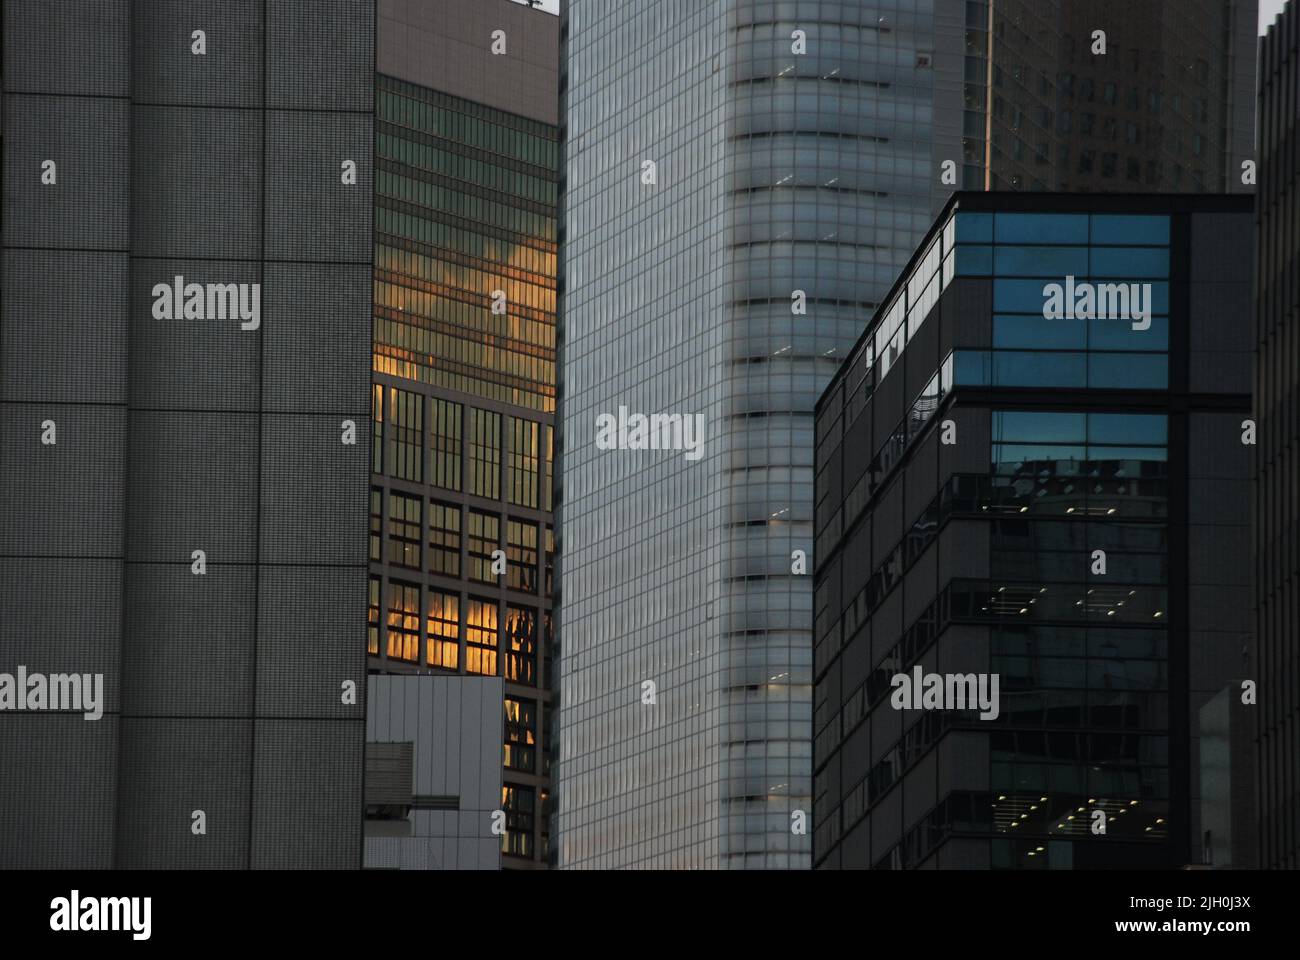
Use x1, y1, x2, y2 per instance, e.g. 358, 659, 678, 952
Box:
386, 580, 419, 663
466, 598, 498, 676
426, 591, 459, 671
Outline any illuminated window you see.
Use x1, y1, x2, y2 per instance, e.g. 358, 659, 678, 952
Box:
387, 492, 421, 569
429, 397, 462, 491
469, 408, 501, 499
428, 501, 461, 577
468, 510, 500, 583
369, 487, 383, 562
386, 387, 423, 482
505, 605, 537, 685
386, 580, 420, 663
501, 783, 535, 858
425, 590, 459, 671
368, 576, 380, 655
504, 697, 537, 772
507, 519, 537, 593
508, 416, 540, 508
466, 597, 498, 676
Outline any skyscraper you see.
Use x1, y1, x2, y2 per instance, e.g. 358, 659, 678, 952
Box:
367, 0, 560, 869
1, 0, 374, 868
556, 0, 1257, 869
812, 192, 1254, 868
957, 0, 1256, 193
1255, 0, 1298, 870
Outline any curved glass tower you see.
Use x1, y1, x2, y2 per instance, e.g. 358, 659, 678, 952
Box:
558, 0, 946, 869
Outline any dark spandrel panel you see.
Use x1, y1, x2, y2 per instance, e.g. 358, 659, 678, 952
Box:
0, 558, 123, 714
2, 0, 131, 96
266, 111, 373, 263
262, 263, 372, 414
2, 95, 130, 249
131, 106, 263, 260
257, 413, 369, 566
250, 719, 364, 869
268, 0, 374, 112
131, 0, 263, 108
124, 410, 259, 564
114, 718, 252, 869
129, 259, 262, 412
121, 562, 255, 717
0, 715, 119, 869
0, 403, 126, 558
2, 251, 130, 405
254, 566, 366, 719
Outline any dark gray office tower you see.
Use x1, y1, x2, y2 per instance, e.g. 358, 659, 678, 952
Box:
1, 1, 374, 868
812, 192, 1253, 869
1256, 0, 1298, 870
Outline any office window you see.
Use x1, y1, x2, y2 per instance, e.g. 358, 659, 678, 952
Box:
508, 416, 540, 508
543, 611, 554, 690
429, 397, 462, 491
504, 697, 537, 772
386, 387, 423, 482
501, 784, 535, 858
386, 580, 420, 663
387, 492, 421, 569
544, 525, 555, 597
507, 519, 538, 593
468, 510, 500, 583
368, 576, 380, 655
466, 597, 499, 675
428, 501, 461, 576
372, 383, 383, 473
544, 424, 554, 511
470, 408, 501, 499
505, 604, 537, 685
540, 787, 551, 857
426, 590, 459, 671
369, 487, 383, 562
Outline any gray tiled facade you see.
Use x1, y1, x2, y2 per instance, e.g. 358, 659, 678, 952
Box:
1, 0, 374, 868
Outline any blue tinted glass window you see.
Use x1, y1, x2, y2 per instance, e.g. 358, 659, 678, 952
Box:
994, 314, 1086, 349
953, 350, 991, 385
955, 245, 993, 275
955, 212, 994, 242
1087, 353, 1168, 389
993, 351, 1087, 387
993, 411, 1087, 443
1090, 214, 1170, 245
994, 213, 1089, 244
1086, 445, 1168, 463
1089, 316, 1168, 351
1088, 413, 1168, 444
994, 278, 1058, 312
995, 246, 1090, 276
992, 443, 1087, 472
1090, 247, 1170, 278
